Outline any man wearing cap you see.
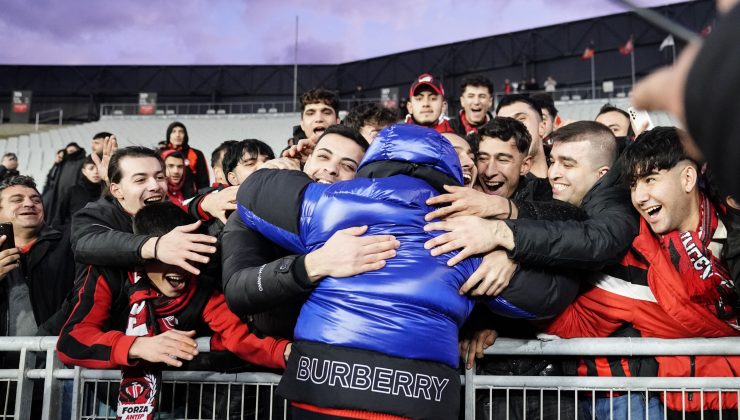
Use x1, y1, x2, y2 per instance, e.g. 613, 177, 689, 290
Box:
405, 73, 453, 133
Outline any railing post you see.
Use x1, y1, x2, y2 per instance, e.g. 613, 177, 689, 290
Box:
41, 348, 62, 420
35, 113, 40, 131
70, 366, 83, 420
58, 109, 63, 126
465, 362, 476, 420
15, 347, 34, 420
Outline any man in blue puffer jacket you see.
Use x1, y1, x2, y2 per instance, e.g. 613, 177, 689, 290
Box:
236, 124, 577, 419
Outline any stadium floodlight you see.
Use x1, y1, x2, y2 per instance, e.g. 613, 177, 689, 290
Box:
610, 0, 700, 44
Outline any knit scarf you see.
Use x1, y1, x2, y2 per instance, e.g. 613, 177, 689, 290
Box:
117, 272, 195, 420
166, 175, 185, 206
660, 194, 739, 329
457, 110, 490, 135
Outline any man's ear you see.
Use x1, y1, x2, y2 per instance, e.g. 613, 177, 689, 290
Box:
110, 182, 124, 200
597, 166, 611, 178
226, 172, 238, 187
520, 155, 533, 176
406, 100, 413, 115
682, 163, 698, 193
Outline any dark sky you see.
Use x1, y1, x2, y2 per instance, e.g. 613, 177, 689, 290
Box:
0, 0, 684, 65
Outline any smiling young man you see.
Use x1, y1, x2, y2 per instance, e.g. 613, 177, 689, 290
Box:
496, 94, 548, 178
545, 127, 740, 418
450, 76, 494, 136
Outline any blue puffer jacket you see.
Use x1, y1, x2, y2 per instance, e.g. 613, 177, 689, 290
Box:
237, 124, 534, 368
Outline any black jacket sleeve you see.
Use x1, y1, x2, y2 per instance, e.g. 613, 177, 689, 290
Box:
505, 165, 639, 270
221, 212, 314, 315
193, 148, 211, 190
70, 198, 150, 267
487, 265, 581, 320
221, 169, 314, 316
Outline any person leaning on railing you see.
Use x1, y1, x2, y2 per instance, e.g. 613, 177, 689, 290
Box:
57, 202, 291, 418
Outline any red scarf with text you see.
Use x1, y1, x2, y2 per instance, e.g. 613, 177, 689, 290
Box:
659, 194, 738, 328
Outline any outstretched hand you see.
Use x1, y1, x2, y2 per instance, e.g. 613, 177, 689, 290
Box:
91, 135, 118, 185
154, 221, 218, 275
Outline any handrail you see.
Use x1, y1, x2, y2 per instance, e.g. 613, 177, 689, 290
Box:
34, 108, 63, 131
8, 336, 740, 355
99, 97, 382, 117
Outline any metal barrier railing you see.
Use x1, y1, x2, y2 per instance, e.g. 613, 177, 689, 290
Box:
99, 98, 383, 118
1, 336, 740, 419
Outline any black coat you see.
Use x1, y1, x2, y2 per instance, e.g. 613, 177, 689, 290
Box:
52, 176, 103, 228
47, 149, 86, 227
505, 158, 639, 270
70, 196, 149, 268
0, 225, 75, 336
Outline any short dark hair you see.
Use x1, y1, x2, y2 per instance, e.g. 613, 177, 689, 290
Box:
474, 117, 532, 155
164, 151, 185, 162
211, 140, 238, 169
82, 154, 96, 168
342, 103, 397, 135
596, 104, 634, 137
460, 75, 494, 96
622, 126, 692, 186
93, 132, 112, 140
315, 124, 369, 152
301, 88, 339, 114
495, 94, 543, 120
133, 201, 196, 237
0, 175, 39, 202
2, 153, 17, 160
530, 93, 558, 119
108, 147, 164, 185
222, 139, 275, 176
65, 142, 82, 150
549, 121, 617, 168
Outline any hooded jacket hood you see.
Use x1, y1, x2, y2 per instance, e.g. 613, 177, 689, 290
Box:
166, 121, 190, 149
356, 124, 463, 192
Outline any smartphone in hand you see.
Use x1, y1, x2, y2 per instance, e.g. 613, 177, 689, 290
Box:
627, 106, 655, 135
0, 223, 15, 251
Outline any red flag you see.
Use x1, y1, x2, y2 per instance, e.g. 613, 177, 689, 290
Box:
580, 46, 595, 60
619, 38, 634, 56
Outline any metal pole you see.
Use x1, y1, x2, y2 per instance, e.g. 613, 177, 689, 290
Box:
591, 54, 596, 99
672, 43, 676, 65
630, 49, 636, 88
35, 113, 39, 131
293, 16, 299, 113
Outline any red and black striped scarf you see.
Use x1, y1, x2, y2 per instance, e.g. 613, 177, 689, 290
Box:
116, 272, 195, 420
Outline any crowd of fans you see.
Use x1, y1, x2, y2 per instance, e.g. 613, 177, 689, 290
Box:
0, 4, 739, 419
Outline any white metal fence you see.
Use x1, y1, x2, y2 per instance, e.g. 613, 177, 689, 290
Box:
1, 337, 739, 419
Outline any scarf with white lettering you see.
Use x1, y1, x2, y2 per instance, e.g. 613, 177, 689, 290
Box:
117, 272, 195, 420
660, 194, 739, 328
